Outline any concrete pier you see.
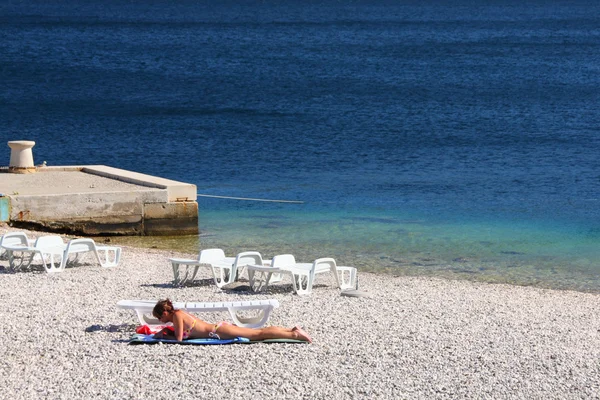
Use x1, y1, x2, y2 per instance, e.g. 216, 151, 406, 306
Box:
0, 165, 198, 236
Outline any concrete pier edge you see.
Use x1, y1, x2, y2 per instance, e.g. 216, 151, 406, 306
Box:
0, 165, 199, 236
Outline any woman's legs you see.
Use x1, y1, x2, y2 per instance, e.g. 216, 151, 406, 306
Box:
216, 324, 312, 343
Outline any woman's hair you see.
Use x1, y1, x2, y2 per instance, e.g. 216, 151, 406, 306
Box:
153, 298, 175, 319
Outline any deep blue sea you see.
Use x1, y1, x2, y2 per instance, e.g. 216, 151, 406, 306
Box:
2, 0, 599, 291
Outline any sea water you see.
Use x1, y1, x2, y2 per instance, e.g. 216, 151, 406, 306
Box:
2, 0, 599, 291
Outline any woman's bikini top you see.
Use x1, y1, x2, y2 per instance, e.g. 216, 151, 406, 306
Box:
182, 318, 196, 339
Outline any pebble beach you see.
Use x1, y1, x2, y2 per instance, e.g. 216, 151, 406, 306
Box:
1, 226, 599, 400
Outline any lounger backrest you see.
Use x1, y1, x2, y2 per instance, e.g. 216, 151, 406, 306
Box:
313, 257, 339, 287
65, 238, 97, 254
234, 251, 263, 267
35, 235, 64, 249
0, 232, 29, 248
312, 257, 336, 274
271, 254, 296, 269
199, 248, 226, 264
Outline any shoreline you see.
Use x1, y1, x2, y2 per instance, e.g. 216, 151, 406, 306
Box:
1, 226, 599, 399
95, 228, 600, 295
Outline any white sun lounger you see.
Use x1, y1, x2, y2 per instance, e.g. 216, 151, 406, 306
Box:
0, 232, 35, 259
61, 238, 121, 271
169, 248, 236, 287
117, 299, 280, 329
3, 235, 66, 272
3, 235, 121, 273
169, 249, 270, 288
247, 255, 358, 295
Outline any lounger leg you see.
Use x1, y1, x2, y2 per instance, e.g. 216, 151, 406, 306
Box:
336, 267, 358, 290
96, 247, 121, 268
269, 271, 283, 284
236, 265, 247, 281
25, 252, 35, 270
180, 265, 193, 285
189, 265, 201, 283
68, 252, 80, 266
248, 268, 256, 290
59, 252, 80, 270
330, 264, 341, 289
41, 252, 51, 272
8, 250, 35, 272
7, 250, 19, 271
171, 261, 183, 285
248, 270, 273, 293
228, 307, 272, 328
43, 252, 64, 273
292, 271, 313, 295
211, 265, 235, 288
211, 266, 227, 288
95, 249, 107, 267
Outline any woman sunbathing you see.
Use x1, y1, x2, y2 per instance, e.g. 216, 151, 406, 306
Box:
152, 298, 312, 343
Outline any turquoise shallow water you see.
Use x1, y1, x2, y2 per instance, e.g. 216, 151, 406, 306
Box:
109, 199, 600, 293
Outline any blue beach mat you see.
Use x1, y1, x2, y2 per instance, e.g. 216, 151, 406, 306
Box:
129, 334, 307, 345
129, 334, 249, 345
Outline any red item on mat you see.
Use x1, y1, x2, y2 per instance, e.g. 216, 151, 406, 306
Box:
136, 325, 153, 334
136, 325, 174, 335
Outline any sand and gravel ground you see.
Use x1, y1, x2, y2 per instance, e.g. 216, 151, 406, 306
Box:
1, 227, 599, 399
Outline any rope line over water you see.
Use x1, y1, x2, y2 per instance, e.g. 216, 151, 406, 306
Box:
197, 193, 304, 204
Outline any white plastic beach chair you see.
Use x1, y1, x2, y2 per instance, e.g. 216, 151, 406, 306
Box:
3, 235, 66, 273
169, 248, 236, 287
61, 238, 121, 270
261, 255, 357, 295
117, 298, 280, 329
0, 232, 34, 259
4, 235, 121, 273
169, 249, 269, 288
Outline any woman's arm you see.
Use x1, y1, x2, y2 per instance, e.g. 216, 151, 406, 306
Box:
173, 311, 185, 341
153, 327, 175, 339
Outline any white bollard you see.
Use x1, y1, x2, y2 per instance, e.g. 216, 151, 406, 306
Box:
8, 140, 36, 173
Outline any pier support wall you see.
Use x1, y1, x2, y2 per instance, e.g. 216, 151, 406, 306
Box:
2, 165, 199, 236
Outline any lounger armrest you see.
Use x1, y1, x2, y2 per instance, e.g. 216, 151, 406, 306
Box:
246, 264, 281, 272
2, 244, 33, 251
168, 257, 203, 265
64, 238, 97, 254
